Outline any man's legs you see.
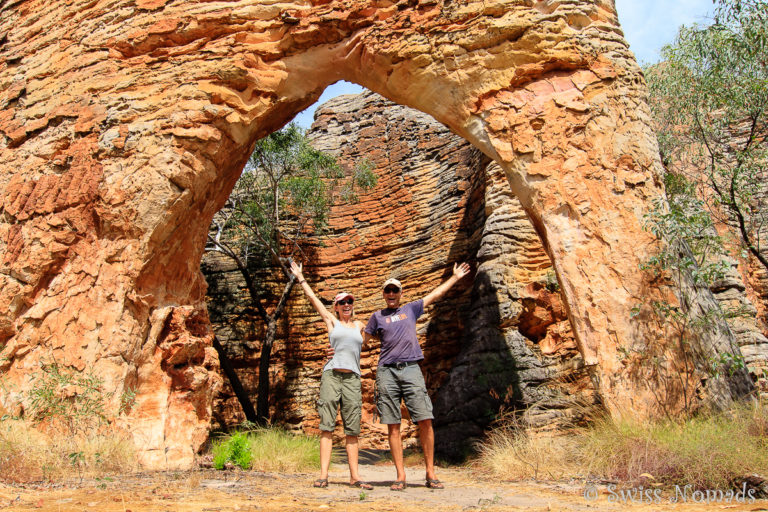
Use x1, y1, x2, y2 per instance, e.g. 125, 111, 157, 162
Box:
417, 419, 437, 481
387, 422, 406, 484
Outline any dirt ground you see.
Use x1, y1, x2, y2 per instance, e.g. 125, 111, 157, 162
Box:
1, 457, 767, 512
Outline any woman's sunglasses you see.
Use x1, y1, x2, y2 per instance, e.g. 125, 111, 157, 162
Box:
337, 299, 354, 306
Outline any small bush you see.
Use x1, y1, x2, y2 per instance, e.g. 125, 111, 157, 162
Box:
25, 361, 111, 435
0, 360, 136, 483
212, 431, 253, 470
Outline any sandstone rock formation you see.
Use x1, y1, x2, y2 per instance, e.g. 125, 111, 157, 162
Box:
0, 0, 758, 467
205, 91, 602, 450
206, 90, 768, 451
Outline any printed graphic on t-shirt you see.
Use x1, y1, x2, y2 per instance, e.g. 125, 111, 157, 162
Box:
384, 313, 408, 324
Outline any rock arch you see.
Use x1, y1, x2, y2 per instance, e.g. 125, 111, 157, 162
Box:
0, 0, 753, 467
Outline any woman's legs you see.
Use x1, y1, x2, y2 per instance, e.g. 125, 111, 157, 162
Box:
317, 370, 340, 485
345, 435, 360, 483
319, 431, 333, 480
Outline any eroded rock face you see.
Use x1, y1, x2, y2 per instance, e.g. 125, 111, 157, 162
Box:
0, 0, 756, 467
206, 91, 602, 452
207, 90, 490, 445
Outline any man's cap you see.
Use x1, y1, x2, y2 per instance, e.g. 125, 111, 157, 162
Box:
334, 292, 354, 304
382, 278, 402, 290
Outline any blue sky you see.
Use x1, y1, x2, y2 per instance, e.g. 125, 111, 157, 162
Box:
293, 0, 716, 128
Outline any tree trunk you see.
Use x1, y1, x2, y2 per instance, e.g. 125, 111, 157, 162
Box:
212, 336, 258, 424
254, 276, 296, 425
256, 320, 277, 425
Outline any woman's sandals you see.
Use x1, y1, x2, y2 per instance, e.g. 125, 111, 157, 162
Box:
313, 478, 328, 488
351, 481, 374, 490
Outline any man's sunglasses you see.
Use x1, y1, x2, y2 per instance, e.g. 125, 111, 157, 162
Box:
383, 287, 401, 294
336, 299, 354, 305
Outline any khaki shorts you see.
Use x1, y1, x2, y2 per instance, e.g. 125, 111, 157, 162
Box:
317, 370, 362, 436
376, 363, 434, 424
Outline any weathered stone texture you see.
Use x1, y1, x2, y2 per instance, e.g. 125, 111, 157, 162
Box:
206, 90, 488, 446
205, 91, 602, 451
0, 0, 758, 466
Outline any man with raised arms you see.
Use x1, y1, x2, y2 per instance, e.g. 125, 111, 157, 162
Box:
365, 262, 471, 491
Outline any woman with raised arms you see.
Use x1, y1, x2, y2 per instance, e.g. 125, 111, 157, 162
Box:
290, 261, 373, 490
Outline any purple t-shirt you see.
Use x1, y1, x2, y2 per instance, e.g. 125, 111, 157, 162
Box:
365, 300, 424, 366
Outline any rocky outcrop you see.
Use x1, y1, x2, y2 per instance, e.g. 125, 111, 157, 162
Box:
0, 0, 757, 467
207, 90, 491, 445
205, 91, 601, 450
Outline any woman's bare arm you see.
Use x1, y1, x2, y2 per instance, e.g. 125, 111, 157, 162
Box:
290, 261, 335, 333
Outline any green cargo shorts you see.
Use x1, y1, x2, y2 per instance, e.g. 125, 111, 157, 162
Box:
317, 370, 362, 436
376, 363, 434, 424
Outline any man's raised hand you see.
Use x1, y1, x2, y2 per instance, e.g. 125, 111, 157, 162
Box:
453, 262, 471, 280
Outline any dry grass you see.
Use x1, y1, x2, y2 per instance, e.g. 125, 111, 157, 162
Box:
476, 401, 768, 489
248, 427, 320, 472
475, 428, 581, 481
211, 427, 320, 473
0, 418, 135, 483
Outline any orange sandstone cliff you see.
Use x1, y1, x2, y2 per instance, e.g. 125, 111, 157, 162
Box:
1, 0, 763, 468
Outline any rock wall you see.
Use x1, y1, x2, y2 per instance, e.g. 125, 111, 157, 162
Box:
1, 0, 758, 467
209, 90, 768, 452
206, 90, 489, 444
204, 91, 603, 450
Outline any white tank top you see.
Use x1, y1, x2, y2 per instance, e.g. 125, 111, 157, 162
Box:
323, 321, 363, 376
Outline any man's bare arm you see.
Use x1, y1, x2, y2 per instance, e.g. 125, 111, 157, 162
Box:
422, 262, 471, 308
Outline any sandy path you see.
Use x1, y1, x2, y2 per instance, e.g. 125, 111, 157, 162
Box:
1, 460, 766, 511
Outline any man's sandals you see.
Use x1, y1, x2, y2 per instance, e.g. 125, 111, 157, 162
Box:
390, 480, 407, 491
313, 478, 328, 488
425, 477, 444, 489
351, 481, 374, 490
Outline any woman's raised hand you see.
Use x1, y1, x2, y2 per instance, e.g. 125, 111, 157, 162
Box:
290, 260, 304, 281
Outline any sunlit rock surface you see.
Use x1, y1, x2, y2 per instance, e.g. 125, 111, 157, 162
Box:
1, 0, 761, 467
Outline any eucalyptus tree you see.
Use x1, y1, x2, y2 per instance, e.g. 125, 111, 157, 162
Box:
644, 0, 768, 270
206, 123, 376, 424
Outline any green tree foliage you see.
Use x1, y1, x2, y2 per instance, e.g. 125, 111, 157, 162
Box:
644, 0, 768, 270
25, 361, 110, 435
206, 123, 376, 424
632, 0, 765, 414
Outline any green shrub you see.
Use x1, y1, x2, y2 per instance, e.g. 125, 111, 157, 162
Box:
212, 431, 253, 470
26, 361, 110, 435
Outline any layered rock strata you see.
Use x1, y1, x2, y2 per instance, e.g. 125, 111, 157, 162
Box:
205, 91, 602, 450
0, 0, 757, 466
207, 90, 489, 444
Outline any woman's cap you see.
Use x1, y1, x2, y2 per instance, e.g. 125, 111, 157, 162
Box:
334, 292, 354, 304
